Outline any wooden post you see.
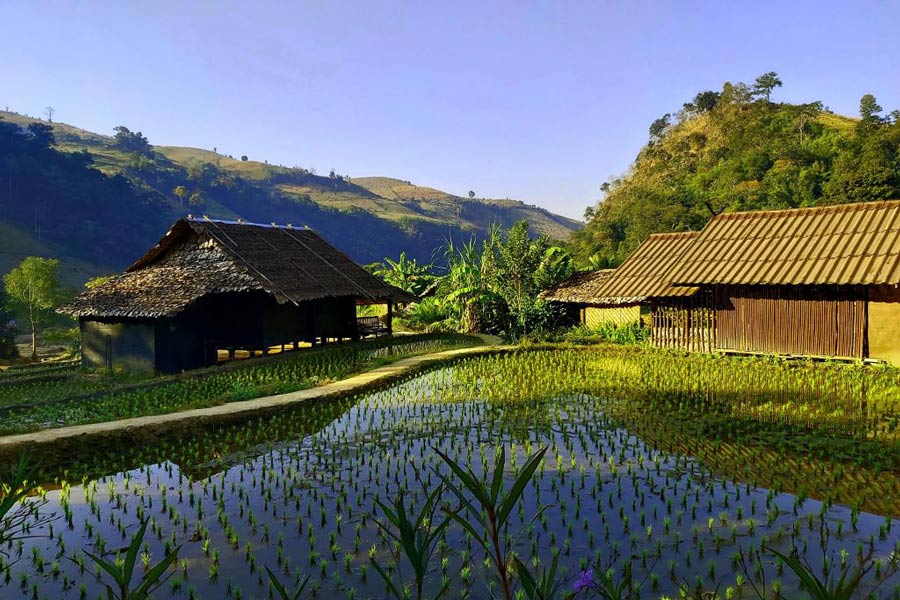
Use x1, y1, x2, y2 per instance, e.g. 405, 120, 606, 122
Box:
387, 302, 393, 335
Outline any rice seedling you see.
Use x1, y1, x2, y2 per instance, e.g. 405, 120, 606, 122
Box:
0, 346, 899, 598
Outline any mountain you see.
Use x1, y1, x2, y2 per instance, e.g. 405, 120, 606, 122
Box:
0, 111, 580, 285
569, 80, 900, 265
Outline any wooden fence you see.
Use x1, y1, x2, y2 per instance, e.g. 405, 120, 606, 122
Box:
650, 291, 716, 352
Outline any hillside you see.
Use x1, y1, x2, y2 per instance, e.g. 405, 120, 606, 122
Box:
570, 78, 900, 265
0, 111, 580, 284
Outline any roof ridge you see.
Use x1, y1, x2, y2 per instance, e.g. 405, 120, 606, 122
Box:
646, 231, 699, 239
712, 199, 900, 222
186, 215, 311, 230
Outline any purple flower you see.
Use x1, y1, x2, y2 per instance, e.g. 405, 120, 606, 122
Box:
573, 569, 595, 592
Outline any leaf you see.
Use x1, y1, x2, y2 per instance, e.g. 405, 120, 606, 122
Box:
490, 446, 506, 505
766, 547, 830, 599
265, 565, 293, 600
370, 557, 405, 600
435, 448, 491, 507
84, 550, 126, 590
497, 447, 547, 525
131, 543, 182, 599
122, 520, 149, 586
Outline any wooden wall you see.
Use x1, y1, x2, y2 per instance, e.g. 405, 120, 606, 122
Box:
713, 285, 867, 359
650, 292, 715, 352
81, 319, 156, 373
868, 285, 900, 366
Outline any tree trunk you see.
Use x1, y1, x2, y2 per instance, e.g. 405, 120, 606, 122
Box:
30, 326, 37, 361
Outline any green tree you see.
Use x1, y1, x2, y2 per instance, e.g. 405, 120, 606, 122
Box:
490, 220, 571, 336
173, 185, 188, 206
439, 236, 503, 333
569, 76, 900, 266
188, 191, 207, 210
3, 257, 62, 359
858, 94, 884, 136
692, 90, 720, 113
27, 122, 54, 148
859, 94, 883, 121
752, 71, 783, 101
648, 113, 671, 140
113, 126, 152, 156
368, 252, 435, 297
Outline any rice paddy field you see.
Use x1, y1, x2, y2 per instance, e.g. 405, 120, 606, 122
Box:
4, 345, 900, 599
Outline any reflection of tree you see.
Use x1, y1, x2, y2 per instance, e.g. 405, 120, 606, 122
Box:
483, 395, 559, 446
610, 394, 900, 517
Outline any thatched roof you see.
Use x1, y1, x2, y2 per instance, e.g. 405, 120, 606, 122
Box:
669, 200, 900, 286
62, 217, 417, 319
539, 269, 616, 303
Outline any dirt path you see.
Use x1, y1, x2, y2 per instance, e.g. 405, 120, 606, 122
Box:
0, 341, 509, 451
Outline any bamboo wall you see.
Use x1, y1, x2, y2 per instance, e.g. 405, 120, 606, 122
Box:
582, 305, 641, 328
650, 292, 716, 352
713, 285, 867, 359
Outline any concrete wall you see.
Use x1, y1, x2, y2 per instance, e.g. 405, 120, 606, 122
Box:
869, 285, 900, 366
582, 305, 641, 328
80, 319, 156, 373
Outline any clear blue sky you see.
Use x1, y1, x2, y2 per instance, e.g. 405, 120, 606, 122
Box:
3, 1, 899, 220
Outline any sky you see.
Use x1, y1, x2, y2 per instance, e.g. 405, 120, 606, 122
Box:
3, 1, 899, 220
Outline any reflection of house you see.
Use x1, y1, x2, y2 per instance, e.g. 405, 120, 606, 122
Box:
61, 217, 416, 373
539, 269, 642, 327
668, 200, 900, 364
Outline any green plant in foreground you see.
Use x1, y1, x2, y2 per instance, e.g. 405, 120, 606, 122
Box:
435, 445, 568, 600
83, 520, 181, 600
764, 545, 898, 600
0, 455, 54, 556
265, 566, 310, 600
370, 484, 453, 600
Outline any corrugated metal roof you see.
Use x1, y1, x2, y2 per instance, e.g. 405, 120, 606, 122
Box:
669, 200, 900, 286
587, 232, 700, 304
538, 269, 616, 303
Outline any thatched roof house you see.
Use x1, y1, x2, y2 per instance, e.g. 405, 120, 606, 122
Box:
539, 233, 703, 332
63, 217, 416, 373
539, 269, 615, 303
667, 200, 900, 363
539, 269, 632, 328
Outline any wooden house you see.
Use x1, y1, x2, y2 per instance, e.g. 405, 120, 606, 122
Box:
586, 232, 714, 351
539, 269, 641, 327
61, 217, 417, 373
542, 233, 710, 349
667, 200, 900, 364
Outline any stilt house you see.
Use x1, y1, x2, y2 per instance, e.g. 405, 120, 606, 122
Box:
61, 217, 417, 373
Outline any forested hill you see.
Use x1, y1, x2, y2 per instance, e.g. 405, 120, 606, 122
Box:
0, 111, 580, 285
570, 75, 900, 266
